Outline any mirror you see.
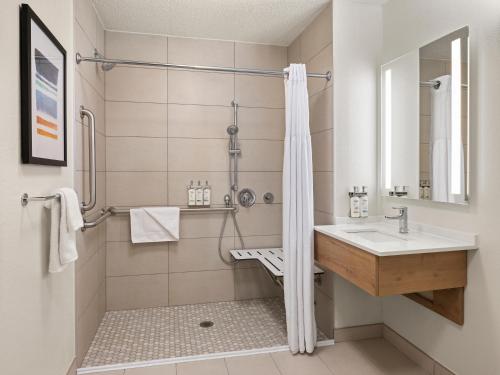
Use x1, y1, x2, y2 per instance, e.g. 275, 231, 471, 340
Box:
381, 26, 470, 204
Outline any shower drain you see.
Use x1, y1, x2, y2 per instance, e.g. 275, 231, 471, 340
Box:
199, 320, 214, 328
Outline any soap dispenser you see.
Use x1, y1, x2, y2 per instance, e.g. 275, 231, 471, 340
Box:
195, 180, 204, 206
350, 186, 361, 218
203, 180, 211, 207
187, 180, 196, 207
360, 186, 369, 218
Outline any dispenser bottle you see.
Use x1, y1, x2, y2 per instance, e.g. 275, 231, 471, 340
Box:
360, 186, 369, 218
187, 180, 196, 207
350, 186, 361, 218
203, 180, 211, 207
195, 180, 204, 206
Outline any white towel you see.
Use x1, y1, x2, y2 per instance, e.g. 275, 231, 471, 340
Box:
130, 207, 180, 243
44, 188, 84, 273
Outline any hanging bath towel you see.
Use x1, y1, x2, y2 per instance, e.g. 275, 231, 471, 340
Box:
283, 64, 316, 354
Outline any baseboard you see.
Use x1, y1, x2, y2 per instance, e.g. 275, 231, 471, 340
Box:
66, 357, 77, 375
333, 323, 455, 375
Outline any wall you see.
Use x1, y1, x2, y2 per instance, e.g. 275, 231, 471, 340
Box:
288, 3, 335, 337
0, 1, 75, 375
73, 0, 107, 366
103, 32, 284, 310
381, 0, 500, 373
331, 0, 384, 328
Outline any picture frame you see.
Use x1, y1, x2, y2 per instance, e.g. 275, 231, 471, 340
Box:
20, 3, 67, 166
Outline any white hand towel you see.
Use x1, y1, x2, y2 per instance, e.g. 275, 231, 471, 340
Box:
45, 188, 83, 273
130, 207, 180, 243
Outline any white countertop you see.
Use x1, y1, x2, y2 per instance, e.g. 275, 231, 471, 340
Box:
314, 221, 478, 256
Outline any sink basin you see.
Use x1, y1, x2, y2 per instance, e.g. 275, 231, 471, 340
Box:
344, 229, 405, 243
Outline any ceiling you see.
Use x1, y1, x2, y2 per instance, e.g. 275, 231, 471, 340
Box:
92, 0, 331, 46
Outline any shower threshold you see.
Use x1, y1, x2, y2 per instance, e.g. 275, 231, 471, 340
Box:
80, 298, 330, 372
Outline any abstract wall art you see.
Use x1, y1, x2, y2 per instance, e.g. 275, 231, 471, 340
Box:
20, 4, 67, 166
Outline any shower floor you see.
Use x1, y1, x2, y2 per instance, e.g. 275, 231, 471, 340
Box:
82, 297, 327, 368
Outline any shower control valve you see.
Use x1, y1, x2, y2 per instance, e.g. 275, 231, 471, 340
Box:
238, 188, 256, 208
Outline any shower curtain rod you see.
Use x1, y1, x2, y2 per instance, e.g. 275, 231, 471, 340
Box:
75, 52, 332, 81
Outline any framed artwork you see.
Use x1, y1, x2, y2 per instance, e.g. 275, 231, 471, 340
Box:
20, 4, 67, 166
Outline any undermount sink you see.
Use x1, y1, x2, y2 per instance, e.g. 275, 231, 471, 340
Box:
343, 229, 406, 243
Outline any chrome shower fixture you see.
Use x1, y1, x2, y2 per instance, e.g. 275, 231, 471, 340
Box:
229, 101, 240, 192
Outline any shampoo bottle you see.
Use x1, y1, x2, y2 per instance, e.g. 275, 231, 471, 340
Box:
203, 180, 211, 207
360, 186, 369, 218
188, 180, 196, 207
350, 186, 361, 218
195, 180, 204, 206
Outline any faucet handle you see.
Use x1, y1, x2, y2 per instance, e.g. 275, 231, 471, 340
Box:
392, 206, 407, 212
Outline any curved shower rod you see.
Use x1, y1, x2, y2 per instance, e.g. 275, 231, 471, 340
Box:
75, 51, 332, 81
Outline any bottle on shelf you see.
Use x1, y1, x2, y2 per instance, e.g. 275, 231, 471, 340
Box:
360, 186, 369, 218
187, 180, 196, 207
350, 186, 361, 218
203, 180, 211, 207
195, 180, 204, 206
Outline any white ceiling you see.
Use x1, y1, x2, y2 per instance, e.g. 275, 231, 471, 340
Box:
92, 0, 331, 46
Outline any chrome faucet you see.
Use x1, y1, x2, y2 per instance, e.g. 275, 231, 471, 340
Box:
385, 206, 408, 234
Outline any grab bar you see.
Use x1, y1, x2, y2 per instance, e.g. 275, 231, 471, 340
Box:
79, 106, 96, 213
83, 208, 113, 230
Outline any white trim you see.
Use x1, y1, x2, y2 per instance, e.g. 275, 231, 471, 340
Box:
77, 340, 335, 374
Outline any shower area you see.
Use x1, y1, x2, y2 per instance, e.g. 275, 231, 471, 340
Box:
74, 0, 334, 371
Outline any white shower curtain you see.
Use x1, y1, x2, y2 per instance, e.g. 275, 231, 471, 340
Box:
283, 64, 316, 354
430, 75, 464, 203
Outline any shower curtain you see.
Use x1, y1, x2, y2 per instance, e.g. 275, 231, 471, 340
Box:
282, 64, 316, 354
430, 75, 464, 203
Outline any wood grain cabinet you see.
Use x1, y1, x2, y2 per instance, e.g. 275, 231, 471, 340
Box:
314, 231, 467, 324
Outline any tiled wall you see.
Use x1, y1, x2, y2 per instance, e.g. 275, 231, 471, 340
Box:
103, 33, 285, 310
287, 4, 335, 338
74, 0, 107, 366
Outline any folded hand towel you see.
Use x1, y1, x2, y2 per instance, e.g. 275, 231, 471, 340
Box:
130, 207, 180, 243
45, 188, 84, 273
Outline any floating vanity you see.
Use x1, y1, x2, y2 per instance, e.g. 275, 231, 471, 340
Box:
314, 222, 477, 325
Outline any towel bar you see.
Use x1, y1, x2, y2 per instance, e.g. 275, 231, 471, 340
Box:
21, 193, 60, 206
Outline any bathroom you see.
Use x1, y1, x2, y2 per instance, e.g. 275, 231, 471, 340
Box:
1, 0, 500, 374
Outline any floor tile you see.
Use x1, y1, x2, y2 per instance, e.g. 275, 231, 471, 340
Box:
125, 363, 176, 374
225, 354, 281, 375
177, 359, 228, 375
271, 350, 332, 375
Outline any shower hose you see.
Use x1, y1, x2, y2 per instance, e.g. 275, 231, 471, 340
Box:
218, 209, 245, 266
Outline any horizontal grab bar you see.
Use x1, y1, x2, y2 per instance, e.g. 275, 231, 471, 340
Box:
110, 206, 237, 214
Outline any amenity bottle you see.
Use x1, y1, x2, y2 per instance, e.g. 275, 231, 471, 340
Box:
350, 186, 361, 218
203, 180, 211, 207
195, 181, 204, 206
188, 180, 196, 207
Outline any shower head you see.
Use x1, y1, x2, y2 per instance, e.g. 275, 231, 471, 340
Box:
101, 62, 116, 72
227, 125, 239, 135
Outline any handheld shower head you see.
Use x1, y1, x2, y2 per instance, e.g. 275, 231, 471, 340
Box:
101, 62, 116, 71
227, 125, 239, 135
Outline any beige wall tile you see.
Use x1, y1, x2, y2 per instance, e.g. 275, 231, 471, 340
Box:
420, 87, 431, 116
420, 59, 446, 81
300, 4, 333, 63
314, 210, 334, 225
96, 17, 105, 55
287, 37, 302, 64
106, 137, 165, 171
179, 212, 234, 239
106, 102, 166, 137
75, 22, 104, 97
167, 171, 229, 206
239, 235, 282, 249
83, 171, 106, 216
168, 104, 232, 139
75, 123, 106, 172
312, 130, 333, 171
168, 138, 229, 172
420, 143, 430, 174
177, 359, 228, 375
106, 241, 169, 276
238, 140, 283, 172
235, 76, 284, 108
76, 247, 105, 320
74, 0, 97, 47
106, 67, 167, 103
74, 72, 105, 133
315, 288, 334, 338
106, 215, 131, 242
307, 43, 333, 97
234, 267, 282, 300
76, 224, 106, 271
168, 70, 234, 105
106, 31, 166, 62
238, 172, 282, 204
333, 324, 383, 343
169, 270, 235, 305
168, 37, 234, 67
420, 115, 431, 144
235, 43, 287, 69
237, 204, 282, 236
237, 107, 285, 140
314, 171, 334, 214
106, 274, 169, 310
309, 86, 333, 134
226, 354, 280, 375
106, 172, 167, 206
169, 237, 234, 272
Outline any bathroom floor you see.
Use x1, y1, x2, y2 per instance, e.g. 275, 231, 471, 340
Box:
85, 338, 429, 375
82, 297, 327, 368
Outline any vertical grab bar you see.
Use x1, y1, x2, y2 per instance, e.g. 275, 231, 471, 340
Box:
80, 106, 97, 213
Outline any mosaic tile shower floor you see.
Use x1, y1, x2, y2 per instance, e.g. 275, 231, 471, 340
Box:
82, 297, 327, 368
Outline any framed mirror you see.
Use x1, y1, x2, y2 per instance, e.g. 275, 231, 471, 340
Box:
380, 26, 470, 204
